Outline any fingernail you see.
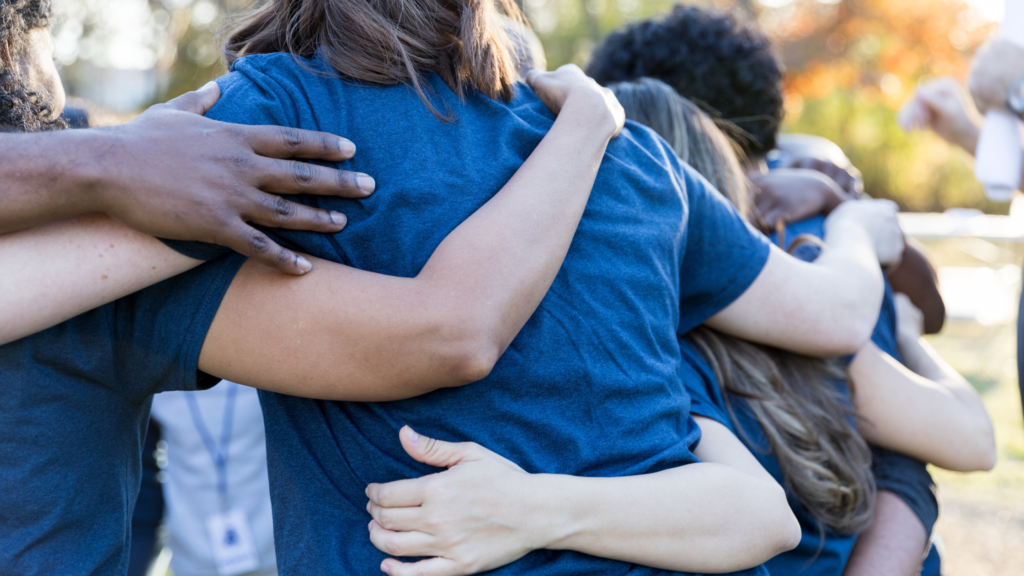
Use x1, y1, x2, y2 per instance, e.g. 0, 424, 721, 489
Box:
296, 256, 312, 273
330, 211, 347, 228
366, 501, 372, 513
200, 81, 217, 92
339, 139, 356, 157
381, 564, 391, 575
357, 174, 375, 194
406, 426, 419, 446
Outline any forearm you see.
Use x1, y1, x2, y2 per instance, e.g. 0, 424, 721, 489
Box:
200, 94, 615, 401
898, 335, 987, 417
0, 215, 198, 345
851, 342, 995, 471
707, 225, 883, 357
0, 130, 107, 233
416, 92, 614, 359
844, 491, 928, 576
534, 464, 794, 572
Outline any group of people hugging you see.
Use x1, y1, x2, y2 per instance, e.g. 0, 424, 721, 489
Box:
0, 0, 999, 575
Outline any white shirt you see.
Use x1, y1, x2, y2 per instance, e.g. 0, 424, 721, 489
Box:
150, 382, 277, 576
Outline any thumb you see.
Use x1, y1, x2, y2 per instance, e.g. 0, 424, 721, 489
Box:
164, 81, 221, 115
399, 425, 480, 469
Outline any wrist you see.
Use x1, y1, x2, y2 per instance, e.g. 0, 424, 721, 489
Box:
75, 127, 127, 214
562, 90, 618, 141
529, 474, 585, 552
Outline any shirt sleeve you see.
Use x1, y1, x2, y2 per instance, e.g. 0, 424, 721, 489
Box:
677, 164, 772, 333
679, 338, 732, 430
112, 252, 247, 402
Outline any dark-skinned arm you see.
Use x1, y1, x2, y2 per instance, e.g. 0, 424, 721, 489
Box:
887, 239, 945, 334
0, 82, 373, 275
198, 65, 624, 401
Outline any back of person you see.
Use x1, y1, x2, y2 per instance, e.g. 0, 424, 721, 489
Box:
204, 52, 769, 575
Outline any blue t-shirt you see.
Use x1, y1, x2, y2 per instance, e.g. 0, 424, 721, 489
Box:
0, 253, 245, 575
199, 53, 772, 576
682, 341, 858, 576
681, 216, 912, 576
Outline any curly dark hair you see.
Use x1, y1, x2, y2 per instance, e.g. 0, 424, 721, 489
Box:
586, 4, 783, 157
0, 0, 64, 132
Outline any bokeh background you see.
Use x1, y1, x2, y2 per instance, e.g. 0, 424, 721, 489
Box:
50, 0, 1024, 574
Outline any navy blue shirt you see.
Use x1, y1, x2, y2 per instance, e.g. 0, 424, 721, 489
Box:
0, 254, 245, 575
199, 53, 773, 576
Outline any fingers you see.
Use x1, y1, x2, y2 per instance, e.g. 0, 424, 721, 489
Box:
164, 81, 221, 115
244, 192, 348, 232
367, 500, 423, 532
399, 425, 483, 468
367, 477, 428, 508
220, 222, 314, 275
244, 125, 358, 163
254, 158, 375, 198
381, 556, 459, 576
368, 520, 436, 558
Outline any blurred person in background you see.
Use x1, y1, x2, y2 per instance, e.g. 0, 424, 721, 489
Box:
586, 3, 946, 336
150, 382, 277, 576
899, 38, 1024, 432
586, 6, 949, 574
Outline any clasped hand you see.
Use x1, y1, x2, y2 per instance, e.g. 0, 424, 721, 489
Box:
365, 426, 539, 576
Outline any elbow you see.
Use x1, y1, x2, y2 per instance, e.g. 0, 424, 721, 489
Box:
941, 421, 998, 473
451, 338, 502, 384
822, 312, 876, 357
964, 424, 998, 472
766, 482, 802, 556
441, 318, 504, 385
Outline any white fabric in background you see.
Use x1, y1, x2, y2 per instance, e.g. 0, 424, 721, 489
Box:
151, 382, 277, 576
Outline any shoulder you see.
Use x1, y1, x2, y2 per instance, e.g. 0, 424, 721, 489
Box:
211, 53, 326, 127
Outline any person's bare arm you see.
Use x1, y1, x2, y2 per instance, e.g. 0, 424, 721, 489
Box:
0, 215, 199, 345
849, 296, 995, 472
843, 491, 928, 576
198, 65, 625, 401
704, 200, 901, 357
363, 421, 799, 576
0, 82, 372, 275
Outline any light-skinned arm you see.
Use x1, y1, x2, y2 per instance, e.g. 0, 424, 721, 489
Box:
704, 199, 901, 357
198, 65, 623, 400
1, 65, 617, 367
364, 421, 799, 576
849, 294, 996, 472
0, 82, 373, 275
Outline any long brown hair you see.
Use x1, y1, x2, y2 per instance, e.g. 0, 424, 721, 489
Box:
222, 0, 524, 117
610, 77, 875, 534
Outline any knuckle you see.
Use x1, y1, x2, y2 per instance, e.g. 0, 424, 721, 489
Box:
278, 127, 304, 154
292, 161, 317, 186
384, 538, 403, 556
229, 153, 254, 172
268, 196, 294, 220
247, 231, 272, 255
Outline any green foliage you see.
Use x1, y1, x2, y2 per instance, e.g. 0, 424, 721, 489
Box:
787, 90, 1004, 213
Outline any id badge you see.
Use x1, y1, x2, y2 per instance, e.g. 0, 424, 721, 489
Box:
206, 509, 261, 576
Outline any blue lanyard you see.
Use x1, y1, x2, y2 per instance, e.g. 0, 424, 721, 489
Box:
185, 381, 238, 504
